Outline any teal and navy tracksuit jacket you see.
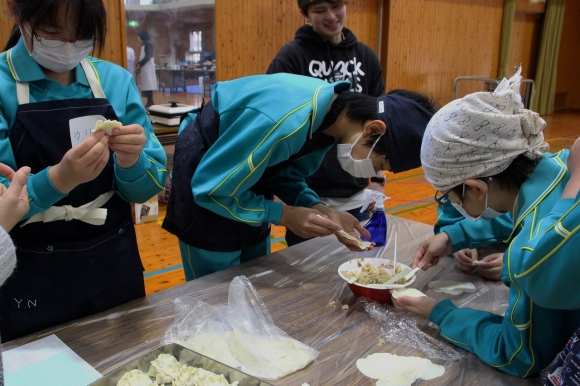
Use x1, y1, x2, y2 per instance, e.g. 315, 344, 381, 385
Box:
162, 74, 351, 252
431, 151, 580, 377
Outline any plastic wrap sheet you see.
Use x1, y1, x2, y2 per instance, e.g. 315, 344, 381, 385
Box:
1, 215, 544, 386
161, 276, 319, 380
236, 215, 543, 385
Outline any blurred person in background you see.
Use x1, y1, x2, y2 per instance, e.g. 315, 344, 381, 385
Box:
136, 30, 157, 108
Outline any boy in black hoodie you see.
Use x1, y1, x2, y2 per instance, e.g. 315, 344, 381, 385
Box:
267, 0, 386, 246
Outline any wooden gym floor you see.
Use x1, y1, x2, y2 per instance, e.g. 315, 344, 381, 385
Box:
138, 90, 580, 294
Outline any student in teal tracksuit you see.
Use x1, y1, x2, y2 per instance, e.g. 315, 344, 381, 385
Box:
162, 73, 436, 279
393, 69, 580, 377
0, 0, 166, 341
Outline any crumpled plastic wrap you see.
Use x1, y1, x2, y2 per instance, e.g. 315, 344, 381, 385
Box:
162, 275, 319, 380
360, 298, 461, 362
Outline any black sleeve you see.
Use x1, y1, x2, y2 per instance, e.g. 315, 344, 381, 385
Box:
366, 49, 385, 97
265, 43, 301, 75
138, 42, 154, 67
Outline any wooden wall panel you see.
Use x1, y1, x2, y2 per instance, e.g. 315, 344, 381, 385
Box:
555, 0, 580, 110
215, 0, 380, 81
509, 12, 542, 80
0, 3, 14, 50
384, 0, 504, 105
515, 0, 546, 14
101, 0, 127, 67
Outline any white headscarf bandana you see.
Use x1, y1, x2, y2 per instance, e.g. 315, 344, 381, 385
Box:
421, 67, 549, 191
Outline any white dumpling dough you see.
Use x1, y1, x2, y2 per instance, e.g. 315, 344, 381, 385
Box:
147, 353, 182, 384
116, 369, 156, 386
338, 230, 372, 249
92, 119, 122, 135
391, 288, 426, 299
428, 280, 477, 295
356, 353, 444, 386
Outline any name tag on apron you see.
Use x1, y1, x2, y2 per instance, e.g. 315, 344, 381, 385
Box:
69, 115, 106, 147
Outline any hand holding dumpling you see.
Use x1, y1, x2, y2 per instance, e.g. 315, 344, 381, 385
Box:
108, 124, 147, 169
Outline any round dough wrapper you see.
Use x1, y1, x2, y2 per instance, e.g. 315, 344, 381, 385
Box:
356, 353, 444, 386
391, 288, 426, 299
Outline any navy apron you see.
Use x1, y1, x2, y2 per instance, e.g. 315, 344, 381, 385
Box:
162, 103, 335, 252
0, 59, 145, 342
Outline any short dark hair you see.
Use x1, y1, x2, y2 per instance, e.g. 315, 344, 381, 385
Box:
387, 89, 440, 114
450, 154, 540, 197
299, 0, 349, 14
340, 91, 379, 126
7, 0, 107, 53
137, 30, 151, 42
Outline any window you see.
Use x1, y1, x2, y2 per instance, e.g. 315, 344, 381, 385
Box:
189, 31, 202, 52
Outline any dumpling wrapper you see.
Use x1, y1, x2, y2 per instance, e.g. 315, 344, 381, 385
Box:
338, 230, 372, 250
356, 353, 444, 386
391, 288, 426, 299
428, 280, 477, 295
116, 369, 156, 386
147, 353, 182, 384
92, 119, 122, 135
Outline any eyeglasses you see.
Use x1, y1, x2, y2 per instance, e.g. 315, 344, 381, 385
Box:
24, 25, 97, 49
433, 190, 450, 205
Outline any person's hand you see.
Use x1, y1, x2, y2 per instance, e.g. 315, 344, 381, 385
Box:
563, 137, 580, 199
454, 248, 478, 273
49, 131, 110, 193
391, 294, 439, 318
476, 252, 503, 281
0, 164, 30, 232
412, 232, 453, 270
279, 205, 340, 239
108, 124, 147, 169
368, 182, 384, 193
312, 204, 373, 251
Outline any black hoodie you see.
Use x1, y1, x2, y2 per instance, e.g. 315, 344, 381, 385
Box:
267, 25, 385, 198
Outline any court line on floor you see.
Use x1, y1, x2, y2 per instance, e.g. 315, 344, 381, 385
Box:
144, 264, 183, 278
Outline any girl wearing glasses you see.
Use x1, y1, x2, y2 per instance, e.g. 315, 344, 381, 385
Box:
0, 0, 166, 342
392, 68, 580, 378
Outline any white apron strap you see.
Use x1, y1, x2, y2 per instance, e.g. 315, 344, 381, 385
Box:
20, 190, 115, 228
16, 81, 29, 105
80, 58, 106, 99
16, 58, 105, 105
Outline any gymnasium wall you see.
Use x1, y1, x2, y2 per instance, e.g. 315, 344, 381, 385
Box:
0, 0, 578, 111
214, 0, 380, 81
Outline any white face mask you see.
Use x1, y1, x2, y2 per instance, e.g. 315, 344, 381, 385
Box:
451, 183, 504, 222
22, 26, 93, 73
337, 133, 383, 178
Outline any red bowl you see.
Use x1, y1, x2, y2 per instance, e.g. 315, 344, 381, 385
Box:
347, 283, 394, 304
338, 258, 415, 305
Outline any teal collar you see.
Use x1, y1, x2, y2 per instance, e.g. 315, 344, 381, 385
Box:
311, 80, 351, 137
514, 152, 567, 227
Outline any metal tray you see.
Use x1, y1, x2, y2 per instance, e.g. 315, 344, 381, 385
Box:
88, 343, 273, 386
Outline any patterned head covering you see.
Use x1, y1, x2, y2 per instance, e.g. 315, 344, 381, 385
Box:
420, 68, 549, 191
